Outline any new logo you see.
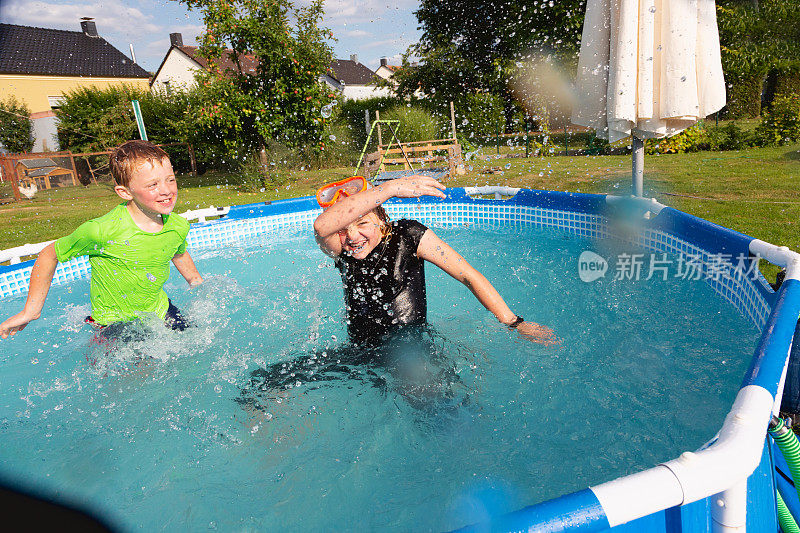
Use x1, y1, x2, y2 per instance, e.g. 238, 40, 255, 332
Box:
578, 251, 608, 282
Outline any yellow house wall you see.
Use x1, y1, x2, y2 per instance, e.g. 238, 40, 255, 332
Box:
0, 74, 151, 114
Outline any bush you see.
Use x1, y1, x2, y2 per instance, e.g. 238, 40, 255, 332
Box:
723, 74, 764, 119
56, 85, 235, 174
645, 124, 709, 154
0, 96, 34, 153
380, 104, 443, 143
453, 93, 505, 143
754, 94, 800, 146
705, 122, 752, 151
234, 142, 302, 192
337, 96, 405, 150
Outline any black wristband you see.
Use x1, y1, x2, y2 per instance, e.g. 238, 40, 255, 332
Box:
508, 315, 525, 329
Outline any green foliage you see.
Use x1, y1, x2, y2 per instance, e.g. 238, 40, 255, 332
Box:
774, 69, 800, 100
235, 142, 303, 192
0, 96, 34, 153
754, 94, 800, 146
705, 122, 752, 151
645, 125, 710, 154
178, 0, 334, 162
644, 121, 760, 154
584, 135, 610, 156
55, 85, 138, 152
717, 1, 800, 116
724, 73, 763, 119
337, 96, 404, 150
396, 0, 586, 102
380, 105, 443, 143
55, 85, 228, 173
453, 93, 506, 142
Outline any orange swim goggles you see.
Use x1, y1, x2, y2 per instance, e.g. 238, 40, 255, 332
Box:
316, 176, 368, 208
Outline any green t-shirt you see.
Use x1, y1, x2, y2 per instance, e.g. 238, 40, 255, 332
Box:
54, 203, 190, 325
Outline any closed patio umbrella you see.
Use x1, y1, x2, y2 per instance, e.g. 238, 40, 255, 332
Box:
571, 0, 726, 196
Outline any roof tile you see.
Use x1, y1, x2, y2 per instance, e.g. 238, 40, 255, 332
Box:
0, 23, 150, 78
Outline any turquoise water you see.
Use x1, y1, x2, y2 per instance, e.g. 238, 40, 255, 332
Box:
0, 224, 758, 531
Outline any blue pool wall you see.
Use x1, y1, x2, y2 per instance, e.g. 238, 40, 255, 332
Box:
1, 188, 773, 332
0, 187, 789, 532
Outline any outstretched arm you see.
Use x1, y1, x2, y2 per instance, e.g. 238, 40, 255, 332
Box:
313, 175, 446, 256
0, 243, 59, 339
416, 230, 558, 345
172, 251, 204, 286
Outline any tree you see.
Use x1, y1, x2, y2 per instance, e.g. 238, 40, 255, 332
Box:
717, 0, 800, 117
0, 96, 34, 153
394, 0, 585, 104
177, 0, 334, 161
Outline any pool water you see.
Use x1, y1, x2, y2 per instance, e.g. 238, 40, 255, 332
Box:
0, 224, 757, 531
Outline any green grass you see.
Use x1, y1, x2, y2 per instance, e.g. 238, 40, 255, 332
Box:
2, 143, 799, 279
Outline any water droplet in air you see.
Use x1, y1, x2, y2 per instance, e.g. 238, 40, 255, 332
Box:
649, 5, 656, 12
146, 273, 156, 282
504, 163, 511, 169
320, 104, 333, 118
329, 134, 336, 141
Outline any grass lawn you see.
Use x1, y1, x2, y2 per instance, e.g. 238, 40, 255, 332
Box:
2, 143, 798, 278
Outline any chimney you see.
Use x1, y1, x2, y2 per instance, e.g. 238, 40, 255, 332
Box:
350, 54, 359, 64
80, 18, 98, 37
380, 58, 387, 67
170, 33, 183, 47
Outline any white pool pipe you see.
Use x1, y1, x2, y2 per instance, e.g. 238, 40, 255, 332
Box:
0, 241, 54, 265
462, 186, 520, 199
178, 205, 230, 223
750, 239, 800, 281
590, 384, 773, 529
605, 194, 667, 215
0, 206, 229, 265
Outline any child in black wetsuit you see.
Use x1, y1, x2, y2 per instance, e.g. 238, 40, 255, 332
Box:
237, 175, 557, 412
313, 175, 557, 346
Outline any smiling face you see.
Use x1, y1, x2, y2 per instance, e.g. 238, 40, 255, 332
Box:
115, 158, 178, 219
339, 211, 386, 260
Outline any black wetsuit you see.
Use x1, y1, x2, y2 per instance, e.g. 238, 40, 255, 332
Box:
335, 219, 428, 345
238, 219, 466, 410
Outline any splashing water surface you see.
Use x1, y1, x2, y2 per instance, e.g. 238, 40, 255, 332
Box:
0, 225, 757, 531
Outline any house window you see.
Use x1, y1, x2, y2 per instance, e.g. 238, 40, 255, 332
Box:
47, 96, 66, 109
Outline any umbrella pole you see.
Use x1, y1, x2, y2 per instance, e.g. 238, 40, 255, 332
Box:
632, 135, 644, 197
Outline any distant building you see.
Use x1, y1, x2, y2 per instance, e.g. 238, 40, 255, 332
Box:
321, 55, 393, 100
375, 57, 400, 84
0, 20, 150, 152
152, 36, 392, 100
150, 33, 259, 93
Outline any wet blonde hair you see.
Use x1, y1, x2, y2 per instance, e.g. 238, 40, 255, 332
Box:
374, 205, 392, 239
110, 140, 170, 187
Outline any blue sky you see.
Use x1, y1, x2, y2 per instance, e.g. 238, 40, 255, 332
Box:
0, 0, 422, 73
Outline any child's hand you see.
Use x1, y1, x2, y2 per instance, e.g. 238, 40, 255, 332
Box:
0, 311, 37, 339
388, 176, 446, 200
515, 321, 561, 346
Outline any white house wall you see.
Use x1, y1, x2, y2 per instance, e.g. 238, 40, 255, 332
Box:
341, 85, 394, 100
152, 49, 201, 92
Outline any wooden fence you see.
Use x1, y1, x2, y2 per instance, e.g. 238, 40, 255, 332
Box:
0, 143, 197, 203
363, 138, 465, 181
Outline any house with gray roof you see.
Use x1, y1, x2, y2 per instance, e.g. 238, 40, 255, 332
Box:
151, 34, 392, 100
0, 20, 150, 152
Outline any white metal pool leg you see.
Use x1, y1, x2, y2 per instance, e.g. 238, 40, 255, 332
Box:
711, 479, 747, 532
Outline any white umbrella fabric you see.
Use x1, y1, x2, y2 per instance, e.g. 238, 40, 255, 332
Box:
571, 0, 726, 195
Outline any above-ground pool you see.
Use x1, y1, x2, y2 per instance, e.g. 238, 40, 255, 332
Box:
0, 187, 797, 532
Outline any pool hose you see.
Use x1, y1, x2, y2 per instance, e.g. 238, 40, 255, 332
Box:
769, 416, 800, 531
779, 491, 800, 533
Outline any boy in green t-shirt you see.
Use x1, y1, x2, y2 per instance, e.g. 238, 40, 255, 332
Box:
0, 140, 203, 339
